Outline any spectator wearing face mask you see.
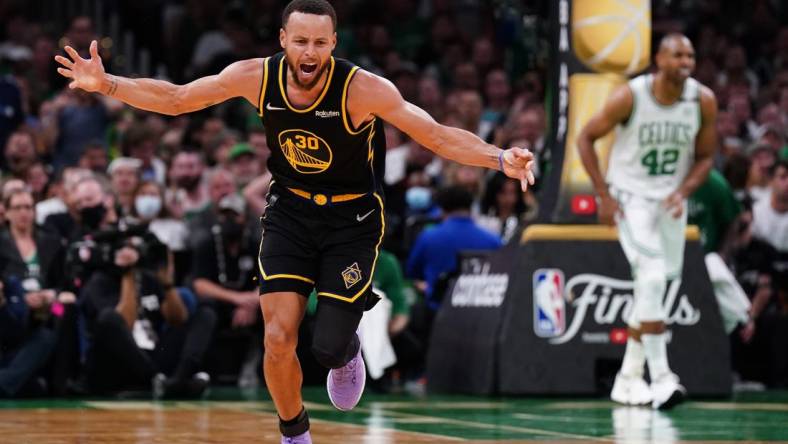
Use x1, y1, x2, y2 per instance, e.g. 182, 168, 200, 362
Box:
131, 181, 190, 284
132, 181, 188, 252
66, 176, 116, 241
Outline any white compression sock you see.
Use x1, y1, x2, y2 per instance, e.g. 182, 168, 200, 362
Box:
641, 333, 671, 381
620, 338, 645, 378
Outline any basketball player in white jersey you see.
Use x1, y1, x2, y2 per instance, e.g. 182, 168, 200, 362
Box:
577, 34, 718, 410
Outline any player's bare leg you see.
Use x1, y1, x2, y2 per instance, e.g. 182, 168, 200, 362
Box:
260, 292, 312, 442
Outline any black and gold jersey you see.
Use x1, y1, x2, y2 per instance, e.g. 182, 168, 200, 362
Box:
257, 52, 386, 195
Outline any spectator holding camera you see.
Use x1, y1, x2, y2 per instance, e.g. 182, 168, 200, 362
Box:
80, 234, 215, 397
0, 189, 68, 397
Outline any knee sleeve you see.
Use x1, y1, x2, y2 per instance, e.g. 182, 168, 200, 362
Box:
310, 301, 362, 369
634, 258, 666, 323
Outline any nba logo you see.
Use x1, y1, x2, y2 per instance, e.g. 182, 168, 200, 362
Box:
533, 269, 566, 338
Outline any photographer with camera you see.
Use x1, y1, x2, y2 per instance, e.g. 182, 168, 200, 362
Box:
0, 189, 69, 397
80, 227, 215, 397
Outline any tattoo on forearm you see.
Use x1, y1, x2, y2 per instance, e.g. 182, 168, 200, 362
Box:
107, 77, 118, 96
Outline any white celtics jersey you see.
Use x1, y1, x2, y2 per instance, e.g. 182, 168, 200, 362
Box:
607, 74, 701, 200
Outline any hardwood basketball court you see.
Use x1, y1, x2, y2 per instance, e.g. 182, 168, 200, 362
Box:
2, 387, 787, 443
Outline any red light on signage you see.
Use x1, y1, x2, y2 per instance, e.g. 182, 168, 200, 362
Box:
571, 195, 596, 215
610, 328, 628, 344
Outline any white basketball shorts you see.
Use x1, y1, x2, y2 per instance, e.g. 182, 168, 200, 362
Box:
611, 186, 687, 280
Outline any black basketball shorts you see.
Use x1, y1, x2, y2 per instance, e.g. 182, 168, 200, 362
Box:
257, 184, 385, 311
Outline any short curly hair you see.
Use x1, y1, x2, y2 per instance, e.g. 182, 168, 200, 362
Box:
282, 0, 337, 31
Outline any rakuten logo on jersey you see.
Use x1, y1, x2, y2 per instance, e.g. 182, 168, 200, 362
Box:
532, 271, 701, 344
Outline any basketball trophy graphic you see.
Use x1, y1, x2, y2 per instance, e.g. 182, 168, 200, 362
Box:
544, 0, 651, 222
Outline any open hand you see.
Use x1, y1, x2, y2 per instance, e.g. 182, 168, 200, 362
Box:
500, 147, 536, 191
55, 40, 106, 93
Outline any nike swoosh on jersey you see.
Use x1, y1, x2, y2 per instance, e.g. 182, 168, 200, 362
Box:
266, 102, 286, 111
356, 209, 375, 222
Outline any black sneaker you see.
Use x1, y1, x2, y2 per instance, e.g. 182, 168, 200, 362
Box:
153, 372, 210, 400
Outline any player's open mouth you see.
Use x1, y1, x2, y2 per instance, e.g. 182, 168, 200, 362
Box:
300, 63, 318, 76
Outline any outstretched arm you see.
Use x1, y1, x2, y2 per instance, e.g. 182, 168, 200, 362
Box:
350, 71, 535, 191
576, 84, 633, 225
55, 40, 263, 116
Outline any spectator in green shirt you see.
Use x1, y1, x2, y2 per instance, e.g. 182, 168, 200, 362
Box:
689, 169, 742, 253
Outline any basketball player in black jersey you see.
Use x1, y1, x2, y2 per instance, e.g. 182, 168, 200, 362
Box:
56, 1, 535, 442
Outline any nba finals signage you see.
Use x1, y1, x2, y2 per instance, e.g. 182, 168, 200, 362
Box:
533, 272, 700, 345
427, 226, 731, 396
540, 0, 651, 223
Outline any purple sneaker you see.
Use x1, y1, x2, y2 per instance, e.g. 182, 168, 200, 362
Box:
281, 431, 312, 444
326, 337, 366, 411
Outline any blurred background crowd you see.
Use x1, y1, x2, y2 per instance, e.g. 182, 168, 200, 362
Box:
0, 0, 786, 399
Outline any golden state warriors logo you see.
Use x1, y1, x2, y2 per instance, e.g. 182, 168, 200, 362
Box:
278, 129, 333, 174
572, 0, 651, 75
342, 263, 362, 289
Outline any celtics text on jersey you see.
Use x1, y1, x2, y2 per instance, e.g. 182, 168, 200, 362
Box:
606, 74, 701, 200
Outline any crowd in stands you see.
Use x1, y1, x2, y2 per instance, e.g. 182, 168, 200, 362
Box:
0, 0, 786, 398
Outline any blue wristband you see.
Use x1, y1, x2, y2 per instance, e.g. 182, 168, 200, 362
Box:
498, 150, 505, 172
